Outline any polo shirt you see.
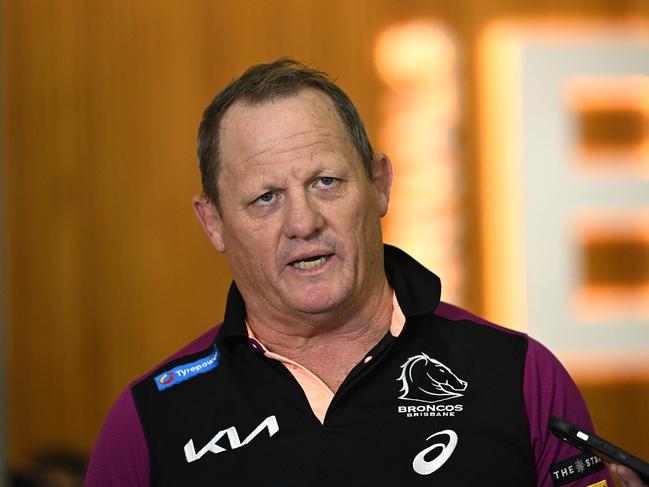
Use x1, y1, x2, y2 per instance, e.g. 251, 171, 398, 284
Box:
86, 245, 612, 486
243, 292, 405, 423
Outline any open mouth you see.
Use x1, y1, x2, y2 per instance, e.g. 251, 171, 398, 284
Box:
290, 254, 332, 270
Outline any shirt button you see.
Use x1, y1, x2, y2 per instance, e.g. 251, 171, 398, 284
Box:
364, 355, 373, 364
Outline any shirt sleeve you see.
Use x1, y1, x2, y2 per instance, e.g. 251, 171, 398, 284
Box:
524, 337, 613, 487
85, 386, 150, 486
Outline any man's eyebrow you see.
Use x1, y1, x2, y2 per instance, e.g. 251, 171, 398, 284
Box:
241, 180, 283, 197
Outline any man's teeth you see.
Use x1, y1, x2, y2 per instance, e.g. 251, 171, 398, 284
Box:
292, 256, 327, 270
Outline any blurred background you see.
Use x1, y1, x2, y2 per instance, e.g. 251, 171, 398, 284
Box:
1, 0, 649, 484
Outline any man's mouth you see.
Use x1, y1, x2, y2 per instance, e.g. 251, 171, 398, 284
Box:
290, 254, 332, 270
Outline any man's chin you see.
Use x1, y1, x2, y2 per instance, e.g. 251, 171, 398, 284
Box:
283, 289, 346, 316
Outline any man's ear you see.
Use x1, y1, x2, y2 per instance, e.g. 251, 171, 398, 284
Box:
371, 153, 393, 217
192, 194, 226, 253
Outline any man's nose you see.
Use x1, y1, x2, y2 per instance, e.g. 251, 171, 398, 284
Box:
282, 191, 325, 239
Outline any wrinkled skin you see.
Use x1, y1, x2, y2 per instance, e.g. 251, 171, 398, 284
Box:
193, 89, 392, 335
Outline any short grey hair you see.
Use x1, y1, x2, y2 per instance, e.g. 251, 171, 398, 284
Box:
197, 58, 375, 208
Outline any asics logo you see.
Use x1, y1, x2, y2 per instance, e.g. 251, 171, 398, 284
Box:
412, 429, 458, 475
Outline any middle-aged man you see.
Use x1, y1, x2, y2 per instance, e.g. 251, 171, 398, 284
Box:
86, 59, 644, 486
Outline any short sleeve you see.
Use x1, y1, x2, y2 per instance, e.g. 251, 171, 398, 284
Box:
85, 387, 150, 486
524, 337, 613, 487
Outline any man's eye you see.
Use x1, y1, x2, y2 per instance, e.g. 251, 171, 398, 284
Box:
255, 192, 275, 205
316, 177, 338, 188
320, 177, 335, 186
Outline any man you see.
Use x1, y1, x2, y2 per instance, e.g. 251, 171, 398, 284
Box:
86, 59, 639, 486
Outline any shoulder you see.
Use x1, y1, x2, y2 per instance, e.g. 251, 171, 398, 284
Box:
431, 301, 530, 360
432, 302, 583, 412
85, 324, 223, 486
434, 301, 526, 336
131, 324, 222, 389
86, 386, 149, 486
432, 303, 612, 486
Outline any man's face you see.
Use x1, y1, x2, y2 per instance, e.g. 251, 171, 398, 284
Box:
194, 89, 392, 319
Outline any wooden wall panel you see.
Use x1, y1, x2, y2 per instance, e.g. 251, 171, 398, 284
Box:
2, 0, 648, 472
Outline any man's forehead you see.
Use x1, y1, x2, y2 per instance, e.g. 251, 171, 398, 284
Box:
217, 89, 351, 168
220, 88, 341, 135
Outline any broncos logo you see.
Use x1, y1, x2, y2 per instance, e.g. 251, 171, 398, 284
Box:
398, 353, 468, 403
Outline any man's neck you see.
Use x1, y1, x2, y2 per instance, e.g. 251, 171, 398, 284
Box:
245, 278, 394, 391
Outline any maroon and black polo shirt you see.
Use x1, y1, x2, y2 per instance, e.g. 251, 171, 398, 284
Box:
86, 245, 612, 486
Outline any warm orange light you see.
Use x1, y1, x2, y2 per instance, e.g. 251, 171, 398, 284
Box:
375, 21, 456, 90
565, 76, 649, 175
478, 22, 527, 331
557, 350, 649, 385
374, 21, 462, 305
478, 20, 649, 382
572, 210, 649, 323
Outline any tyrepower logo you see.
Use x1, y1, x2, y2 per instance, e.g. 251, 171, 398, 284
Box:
154, 346, 220, 391
184, 415, 279, 463
158, 373, 175, 386
397, 353, 468, 418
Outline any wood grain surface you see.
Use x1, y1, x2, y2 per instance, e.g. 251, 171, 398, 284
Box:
2, 0, 648, 472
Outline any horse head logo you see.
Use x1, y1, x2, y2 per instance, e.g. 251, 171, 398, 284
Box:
398, 353, 468, 403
